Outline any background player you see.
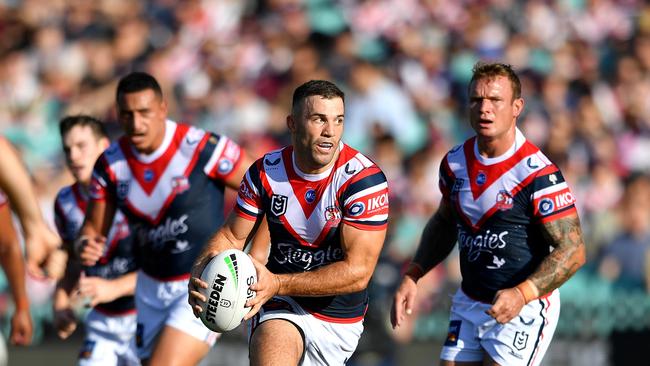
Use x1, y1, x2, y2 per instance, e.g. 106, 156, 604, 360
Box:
189, 80, 390, 365
391, 62, 586, 366
52, 115, 139, 365
77, 72, 261, 366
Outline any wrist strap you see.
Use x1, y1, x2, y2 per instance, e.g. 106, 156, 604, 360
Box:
515, 279, 540, 303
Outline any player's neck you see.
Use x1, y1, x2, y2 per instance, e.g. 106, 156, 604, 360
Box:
77, 181, 90, 198
476, 131, 516, 159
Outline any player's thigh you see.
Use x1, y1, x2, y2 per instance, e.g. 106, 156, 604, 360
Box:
147, 326, 210, 366
250, 319, 304, 366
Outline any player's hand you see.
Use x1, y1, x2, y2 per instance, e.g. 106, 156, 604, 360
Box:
188, 258, 210, 318
76, 235, 106, 267
24, 224, 61, 277
53, 307, 77, 340
78, 276, 118, 307
244, 255, 279, 321
486, 287, 526, 324
10, 307, 33, 345
44, 248, 68, 281
390, 275, 419, 329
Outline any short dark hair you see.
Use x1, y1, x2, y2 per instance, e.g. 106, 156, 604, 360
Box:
469, 62, 522, 100
291, 80, 345, 117
116, 72, 163, 101
59, 115, 108, 140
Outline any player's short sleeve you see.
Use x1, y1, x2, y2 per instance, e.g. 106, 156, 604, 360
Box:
340, 166, 389, 230
438, 155, 454, 203
88, 154, 114, 202
203, 133, 244, 182
234, 160, 264, 221
530, 165, 577, 223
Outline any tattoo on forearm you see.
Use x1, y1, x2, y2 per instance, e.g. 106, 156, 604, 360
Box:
531, 215, 586, 295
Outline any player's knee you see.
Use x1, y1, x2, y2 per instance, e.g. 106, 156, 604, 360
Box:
250, 320, 303, 366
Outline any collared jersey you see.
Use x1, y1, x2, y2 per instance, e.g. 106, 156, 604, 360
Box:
236, 143, 389, 322
54, 182, 136, 314
89, 120, 244, 280
439, 130, 578, 302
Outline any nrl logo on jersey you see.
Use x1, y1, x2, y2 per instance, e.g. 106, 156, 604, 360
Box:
271, 194, 288, 216
117, 180, 130, 200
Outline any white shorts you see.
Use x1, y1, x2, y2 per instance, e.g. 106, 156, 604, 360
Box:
78, 309, 139, 366
440, 288, 560, 366
250, 296, 364, 366
135, 271, 219, 359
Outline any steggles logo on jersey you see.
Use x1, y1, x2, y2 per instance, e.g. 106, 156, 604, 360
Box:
458, 228, 508, 262
117, 180, 130, 200
138, 214, 189, 250
271, 194, 288, 216
274, 243, 344, 270
171, 176, 190, 194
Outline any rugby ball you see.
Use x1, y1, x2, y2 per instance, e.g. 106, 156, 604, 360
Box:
199, 249, 257, 332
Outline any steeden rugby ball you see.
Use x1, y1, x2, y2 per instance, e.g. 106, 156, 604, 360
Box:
199, 249, 257, 332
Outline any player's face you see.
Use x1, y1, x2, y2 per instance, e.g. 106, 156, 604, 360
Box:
288, 95, 344, 174
117, 89, 167, 154
469, 75, 523, 143
62, 125, 109, 185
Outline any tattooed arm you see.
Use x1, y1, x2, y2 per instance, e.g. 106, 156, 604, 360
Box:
487, 213, 586, 324
530, 214, 586, 294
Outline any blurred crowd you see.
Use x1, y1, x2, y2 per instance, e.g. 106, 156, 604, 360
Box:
1, 0, 650, 364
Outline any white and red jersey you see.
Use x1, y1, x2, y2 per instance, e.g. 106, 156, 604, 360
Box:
440, 129, 578, 302
54, 182, 136, 315
236, 142, 389, 321
89, 120, 245, 280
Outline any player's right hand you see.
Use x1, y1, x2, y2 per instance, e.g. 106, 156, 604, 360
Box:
53, 307, 77, 340
25, 223, 62, 277
10, 307, 33, 345
188, 259, 209, 318
76, 235, 106, 267
390, 275, 418, 329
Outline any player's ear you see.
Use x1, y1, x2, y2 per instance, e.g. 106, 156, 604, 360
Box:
99, 137, 110, 150
286, 114, 295, 132
512, 97, 524, 118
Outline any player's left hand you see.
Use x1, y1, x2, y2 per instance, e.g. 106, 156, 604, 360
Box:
486, 287, 526, 324
78, 276, 118, 307
10, 307, 33, 346
244, 255, 279, 321
188, 255, 213, 318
